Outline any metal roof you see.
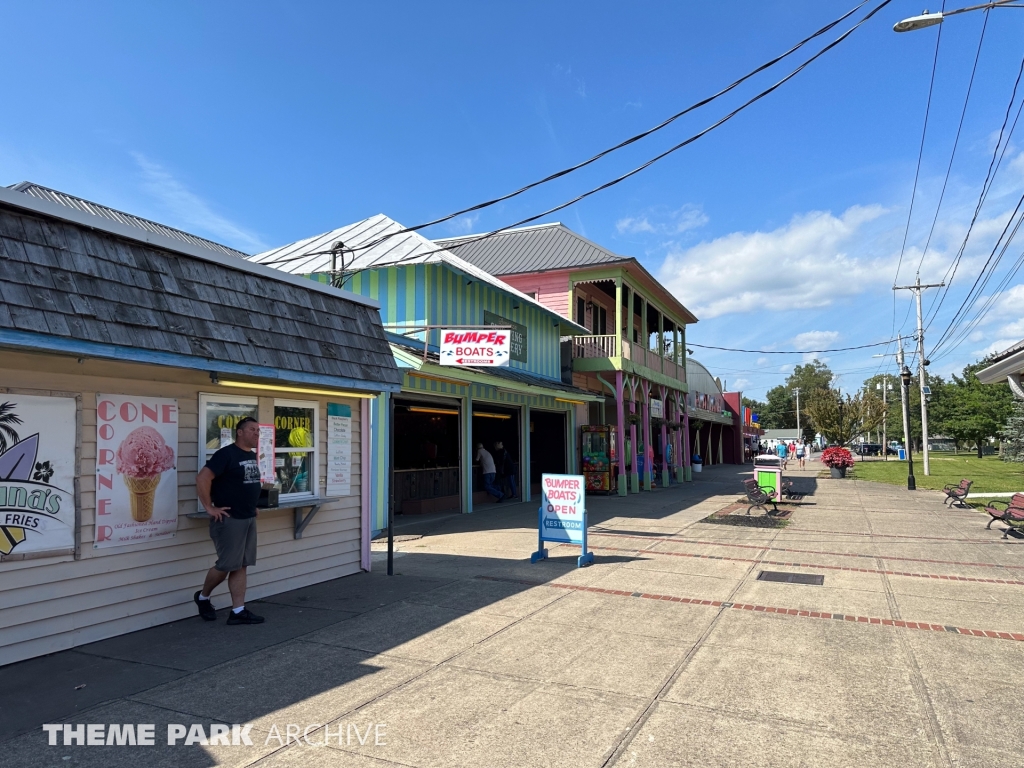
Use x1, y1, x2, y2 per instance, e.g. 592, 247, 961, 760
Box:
252, 215, 587, 334
8, 182, 252, 261
436, 222, 629, 275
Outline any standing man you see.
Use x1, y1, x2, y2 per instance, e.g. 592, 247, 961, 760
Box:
776, 440, 788, 469
796, 440, 806, 469
494, 441, 517, 500
475, 442, 504, 503
193, 416, 265, 625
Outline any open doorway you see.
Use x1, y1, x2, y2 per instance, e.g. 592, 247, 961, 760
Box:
393, 398, 461, 514
529, 409, 567, 494
472, 405, 521, 504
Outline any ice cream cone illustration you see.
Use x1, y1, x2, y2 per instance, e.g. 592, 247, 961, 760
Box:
116, 427, 175, 523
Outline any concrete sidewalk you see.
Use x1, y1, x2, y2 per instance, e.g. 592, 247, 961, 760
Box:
3, 463, 1023, 767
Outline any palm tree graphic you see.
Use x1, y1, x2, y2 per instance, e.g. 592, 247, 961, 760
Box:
0, 402, 23, 454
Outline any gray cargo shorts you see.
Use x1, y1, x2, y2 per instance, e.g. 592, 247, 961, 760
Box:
210, 516, 257, 572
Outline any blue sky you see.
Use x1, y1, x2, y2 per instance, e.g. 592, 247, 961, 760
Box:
3, 1, 1024, 398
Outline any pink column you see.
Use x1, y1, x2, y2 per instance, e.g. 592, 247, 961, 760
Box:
641, 380, 652, 491
628, 378, 639, 495
615, 371, 627, 495
683, 410, 692, 481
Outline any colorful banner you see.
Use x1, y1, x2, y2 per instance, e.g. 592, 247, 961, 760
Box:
95, 395, 178, 549
0, 394, 77, 559
327, 403, 352, 497
439, 330, 510, 367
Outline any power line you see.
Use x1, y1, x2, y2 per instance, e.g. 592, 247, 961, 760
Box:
924, 45, 1024, 338
891, 2, 944, 342
256, 0, 875, 266
915, 7, 989, 282
258, 0, 894, 282
688, 338, 899, 354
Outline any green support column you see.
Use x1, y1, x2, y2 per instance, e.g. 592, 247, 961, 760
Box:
463, 391, 474, 514
614, 278, 623, 358
522, 403, 531, 503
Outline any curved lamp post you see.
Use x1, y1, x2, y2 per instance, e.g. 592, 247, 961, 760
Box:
900, 366, 916, 490
894, 1, 1022, 33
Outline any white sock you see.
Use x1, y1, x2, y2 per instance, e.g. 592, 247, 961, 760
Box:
197, 593, 210, 601
233, 605, 245, 614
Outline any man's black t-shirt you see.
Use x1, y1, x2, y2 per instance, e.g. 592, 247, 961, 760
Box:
206, 444, 261, 519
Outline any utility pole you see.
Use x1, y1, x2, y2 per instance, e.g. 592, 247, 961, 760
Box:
876, 377, 891, 462
894, 280, 944, 475
896, 336, 910, 455
792, 387, 801, 437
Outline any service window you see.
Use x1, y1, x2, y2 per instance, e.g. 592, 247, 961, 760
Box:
274, 400, 318, 499
199, 394, 258, 466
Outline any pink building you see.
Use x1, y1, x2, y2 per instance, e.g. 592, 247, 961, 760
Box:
439, 223, 698, 495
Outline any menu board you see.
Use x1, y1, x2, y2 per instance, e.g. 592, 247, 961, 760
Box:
326, 403, 352, 496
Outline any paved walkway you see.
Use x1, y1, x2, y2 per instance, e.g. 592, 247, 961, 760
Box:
3, 463, 1023, 767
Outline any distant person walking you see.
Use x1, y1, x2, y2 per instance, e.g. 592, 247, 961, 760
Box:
194, 416, 265, 625
475, 443, 504, 503
493, 441, 517, 500
796, 441, 806, 469
776, 440, 788, 469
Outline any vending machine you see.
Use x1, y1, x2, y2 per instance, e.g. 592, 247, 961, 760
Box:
581, 425, 618, 493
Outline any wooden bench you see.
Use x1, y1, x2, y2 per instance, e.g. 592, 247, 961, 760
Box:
743, 478, 779, 515
985, 494, 1024, 539
943, 479, 972, 508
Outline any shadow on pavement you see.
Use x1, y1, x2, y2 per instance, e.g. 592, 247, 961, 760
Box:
0, 463, 753, 766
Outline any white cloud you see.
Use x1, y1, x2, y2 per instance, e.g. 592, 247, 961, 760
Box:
658, 205, 889, 319
445, 213, 480, 235
779, 364, 794, 374
791, 330, 840, 350
756, 356, 769, 366
616, 204, 708, 236
132, 152, 266, 253
731, 378, 753, 391
625, 100, 643, 109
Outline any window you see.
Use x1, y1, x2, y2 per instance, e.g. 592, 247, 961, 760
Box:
274, 400, 318, 498
199, 394, 258, 465
597, 306, 607, 335
576, 297, 585, 326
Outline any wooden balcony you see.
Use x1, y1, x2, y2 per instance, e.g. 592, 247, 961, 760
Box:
572, 335, 686, 387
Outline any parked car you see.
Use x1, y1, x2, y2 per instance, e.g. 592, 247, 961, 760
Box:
854, 443, 883, 456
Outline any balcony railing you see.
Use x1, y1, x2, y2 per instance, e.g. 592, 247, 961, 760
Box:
572, 335, 686, 385
573, 334, 617, 359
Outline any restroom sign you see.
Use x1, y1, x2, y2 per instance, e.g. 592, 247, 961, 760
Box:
531, 473, 593, 567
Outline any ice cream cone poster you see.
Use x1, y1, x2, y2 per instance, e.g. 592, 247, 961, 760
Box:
95, 395, 178, 549
0, 395, 77, 560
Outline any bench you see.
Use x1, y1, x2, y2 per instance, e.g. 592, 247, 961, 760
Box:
943, 479, 972, 508
985, 494, 1024, 539
743, 478, 779, 515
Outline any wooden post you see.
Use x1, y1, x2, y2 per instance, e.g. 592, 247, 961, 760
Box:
616, 371, 627, 496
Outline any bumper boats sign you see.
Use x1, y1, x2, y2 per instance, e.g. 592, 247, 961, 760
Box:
0, 395, 77, 559
95, 395, 178, 549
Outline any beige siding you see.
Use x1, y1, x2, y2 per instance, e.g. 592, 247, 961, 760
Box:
0, 351, 366, 666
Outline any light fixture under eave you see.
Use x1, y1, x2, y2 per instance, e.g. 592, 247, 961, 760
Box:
554, 397, 587, 405
473, 412, 512, 420
214, 379, 379, 399
407, 406, 460, 416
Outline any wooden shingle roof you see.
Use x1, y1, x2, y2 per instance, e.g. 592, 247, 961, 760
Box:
0, 188, 401, 391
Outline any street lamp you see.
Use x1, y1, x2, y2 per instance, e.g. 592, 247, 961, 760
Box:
900, 366, 916, 491
894, 1, 1022, 33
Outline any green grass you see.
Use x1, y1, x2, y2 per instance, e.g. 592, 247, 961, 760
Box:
849, 454, 1023, 494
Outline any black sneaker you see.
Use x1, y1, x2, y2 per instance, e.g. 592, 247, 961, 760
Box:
226, 608, 265, 625
194, 591, 217, 622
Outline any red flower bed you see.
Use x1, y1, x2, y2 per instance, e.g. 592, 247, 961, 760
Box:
820, 446, 854, 469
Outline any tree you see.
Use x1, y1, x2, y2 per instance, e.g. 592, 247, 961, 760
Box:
760, 385, 796, 430
933, 361, 1013, 458
787, 360, 834, 395
804, 388, 884, 446
1001, 399, 1024, 463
